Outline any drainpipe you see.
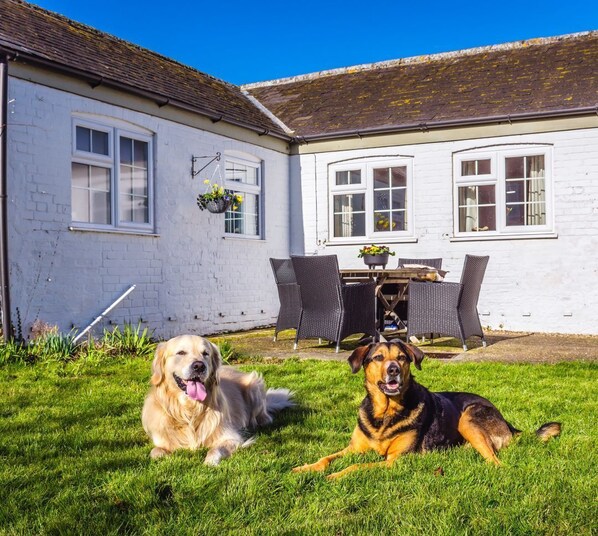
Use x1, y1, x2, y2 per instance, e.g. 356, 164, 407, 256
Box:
0, 55, 11, 339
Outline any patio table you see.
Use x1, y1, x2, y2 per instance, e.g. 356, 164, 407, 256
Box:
340, 267, 444, 331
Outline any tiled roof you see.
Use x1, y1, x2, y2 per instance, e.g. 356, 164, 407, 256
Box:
0, 0, 289, 139
244, 32, 598, 140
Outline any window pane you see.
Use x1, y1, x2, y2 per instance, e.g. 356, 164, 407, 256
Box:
334, 213, 365, 237
373, 168, 389, 189
226, 161, 258, 185
392, 189, 406, 210
133, 140, 148, 167
91, 190, 110, 224
334, 193, 365, 212
72, 162, 89, 188
506, 180, 524, 203
90, 166, 110, 191
462, 159, 490, 176
390, 166, 406, 187
333, 193, 365, 237
477, 159, 491, 174
120, 137, 133, 165
71, 163, 111, 224
506, 157, 524, 179
76, 126, 91, 152
527, 155, 544, 178
506, 204, 524, 226
225, 192, 259, 236
374, 190, 390, 210
374, 211, 391, 231
92, 130, 109, 155
132, 169, 148, 196
71, 187, 89, 222
336, 170, 361, 186
458, 185, 496, 232
478, 184, 494, 205
392, 211, 406, 231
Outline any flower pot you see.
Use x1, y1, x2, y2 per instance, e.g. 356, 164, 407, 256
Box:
363, 253, 389, 269
197, 196, 232, 213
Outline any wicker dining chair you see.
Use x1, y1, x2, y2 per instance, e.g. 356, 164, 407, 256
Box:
269, 258, 302, 341
407, 255, 489, 351
291, 255, 377, 352
397, 257, 443, 270
383, 258, 443, 329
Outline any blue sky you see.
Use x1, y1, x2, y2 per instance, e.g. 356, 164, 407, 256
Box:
31, 0, 598, 85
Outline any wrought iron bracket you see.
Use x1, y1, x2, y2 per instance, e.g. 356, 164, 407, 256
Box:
191, 152, 221, 178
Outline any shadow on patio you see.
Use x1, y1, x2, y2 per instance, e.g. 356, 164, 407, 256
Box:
210, 327, 598, 364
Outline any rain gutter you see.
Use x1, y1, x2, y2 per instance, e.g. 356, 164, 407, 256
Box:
294, 106, 598, 143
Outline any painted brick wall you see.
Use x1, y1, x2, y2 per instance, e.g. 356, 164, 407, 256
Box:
7, 78, 290, 340
296, 128, 598, 335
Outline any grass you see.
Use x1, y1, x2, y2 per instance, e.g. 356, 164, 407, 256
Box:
0, 354, 596, 535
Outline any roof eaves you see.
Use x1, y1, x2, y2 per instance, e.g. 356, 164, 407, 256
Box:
0, 43, 292, 141
294, 106, 598, 143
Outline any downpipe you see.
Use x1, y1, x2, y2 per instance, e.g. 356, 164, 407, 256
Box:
0, 55, 11, 340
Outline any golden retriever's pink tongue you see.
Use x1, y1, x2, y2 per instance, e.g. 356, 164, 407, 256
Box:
187, 381, 207, 401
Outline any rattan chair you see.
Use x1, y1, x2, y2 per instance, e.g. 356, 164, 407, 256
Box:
383, 258, 443, 329
291, 255, 377, 352
407, 255, 489, 351
270, 258, 302, 341
397, 257, 443, 270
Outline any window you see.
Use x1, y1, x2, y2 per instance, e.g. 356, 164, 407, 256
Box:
329, 159, 413, 241
224, 158, 261, 237
454, 147, 551, 236
71, 119, 153, 231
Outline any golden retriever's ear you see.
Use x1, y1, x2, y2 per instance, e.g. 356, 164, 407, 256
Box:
208, 340, 223, 368
348, 344, 373, 373
150, 342, 167, 385
393, 339, 425, 370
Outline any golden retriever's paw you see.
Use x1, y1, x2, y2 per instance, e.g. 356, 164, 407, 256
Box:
150, 447, 170, 459
204, 448, 225, 466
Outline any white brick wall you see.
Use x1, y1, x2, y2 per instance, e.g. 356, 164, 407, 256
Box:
297, 128, 598, 335
7, 78, 290, 339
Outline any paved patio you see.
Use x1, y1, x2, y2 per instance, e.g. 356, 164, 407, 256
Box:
215, 328, 598, 364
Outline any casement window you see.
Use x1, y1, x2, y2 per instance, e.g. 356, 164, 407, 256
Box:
454, 147, 552, 237
224, 157, 262, 238
329, 159, 413, 241
71, 119, 154, 232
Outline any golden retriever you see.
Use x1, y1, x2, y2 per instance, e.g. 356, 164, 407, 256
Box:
142, 335, 293, 465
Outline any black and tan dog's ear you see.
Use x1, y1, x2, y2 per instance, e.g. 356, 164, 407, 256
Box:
150, 342, 167, 385
348, 344, 373, 373
393, 339, 425, 370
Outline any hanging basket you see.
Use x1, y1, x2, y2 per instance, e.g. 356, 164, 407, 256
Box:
197, 196, 232, 213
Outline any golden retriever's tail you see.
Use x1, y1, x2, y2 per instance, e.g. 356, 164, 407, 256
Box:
535, 422, 562, 442
266, 388, 294, 415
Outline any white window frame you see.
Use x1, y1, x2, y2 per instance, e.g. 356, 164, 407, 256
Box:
453, 146, 553, 238
328, 157, 414, 243
71, 118, 154, 233
223, 155, 262, 239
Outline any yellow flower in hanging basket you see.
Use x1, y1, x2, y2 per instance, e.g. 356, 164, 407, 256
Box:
197, 179, 243, 213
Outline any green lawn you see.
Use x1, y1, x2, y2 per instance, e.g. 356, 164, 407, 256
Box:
1, 357, 596, 535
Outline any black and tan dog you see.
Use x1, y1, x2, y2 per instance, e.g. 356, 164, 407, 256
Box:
293, 340, 561, 479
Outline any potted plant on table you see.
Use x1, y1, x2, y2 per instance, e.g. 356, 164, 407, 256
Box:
197, 179, 243, 214
358, 244, 395, 269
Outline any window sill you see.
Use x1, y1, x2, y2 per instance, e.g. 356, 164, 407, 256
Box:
450, 232, 558, 242
223, 235, 264, 241
68, 225, 159, 237
326, 237, 418, 246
